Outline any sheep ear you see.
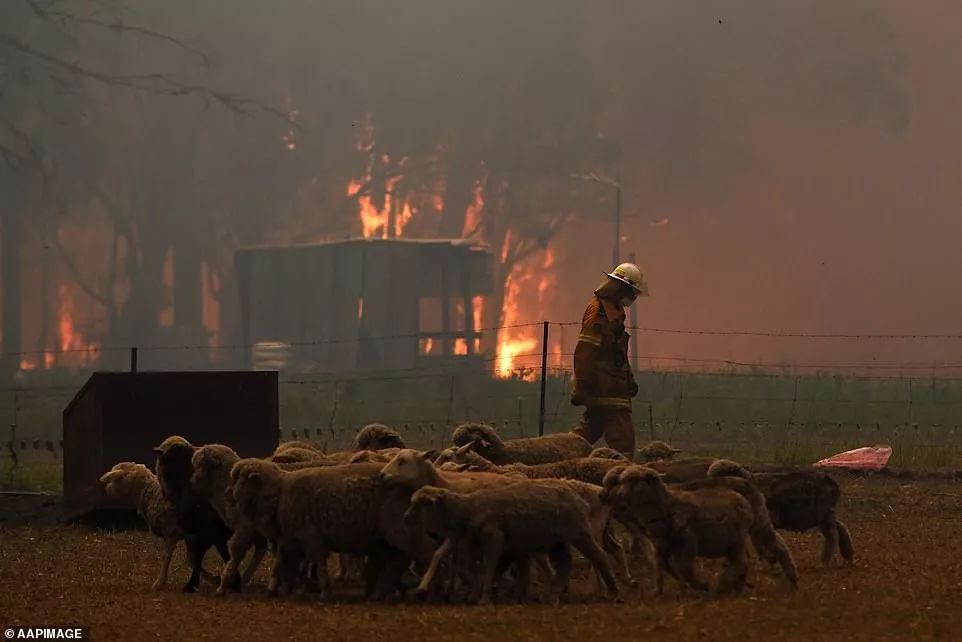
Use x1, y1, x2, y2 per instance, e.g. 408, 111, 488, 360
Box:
419, 450, 433, 461
455, 442, 474, 456
478, 439, 492, 449
152, 446, 164, 454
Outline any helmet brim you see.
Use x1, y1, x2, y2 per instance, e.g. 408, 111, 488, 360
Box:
604, 272, 649, 296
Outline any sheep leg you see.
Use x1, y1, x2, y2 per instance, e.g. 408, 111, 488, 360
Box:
269, 548, 300, 597
217, 529, 252, 596
603, 525, 637, 589
837, 520, 855, 566
416, 537, 453, 596
572, 534, 620, 600
547, 544, 572, 603
718, 542, 749, 595
476, 530, 506, 605
819, 516, 841, 566
371, 549, 411, 600
515, 556, 532, 602
182, 537, 205, 593
668, 532, 708, 593
769, 531, 799, 589
241, 534, 268, 585
303, 545, 332, 600
152, 538, 178, 590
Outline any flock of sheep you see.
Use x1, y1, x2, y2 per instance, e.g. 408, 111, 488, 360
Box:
97, 423, 855, 604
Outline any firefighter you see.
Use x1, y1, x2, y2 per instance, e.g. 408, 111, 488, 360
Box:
571, 262, 649, 458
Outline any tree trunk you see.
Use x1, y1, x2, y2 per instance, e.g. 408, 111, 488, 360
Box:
0, 201, 23, 375
173, 241, 203, 331
438, 156, 477, 238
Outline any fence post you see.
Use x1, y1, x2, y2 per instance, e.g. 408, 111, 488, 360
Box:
538, 321, 549, 436
648, 403, 655, 441
130, 347, 138, 373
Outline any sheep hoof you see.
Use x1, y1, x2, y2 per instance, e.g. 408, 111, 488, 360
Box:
181, 583, 198, 594
414, 587, 429, 602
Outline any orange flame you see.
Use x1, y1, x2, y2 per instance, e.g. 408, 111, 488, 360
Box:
495, 266, 538, 378
58, 283, 98, 367
463, 179, 485, 238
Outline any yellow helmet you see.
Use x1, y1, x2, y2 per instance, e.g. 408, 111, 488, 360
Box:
605, 262, 649, 296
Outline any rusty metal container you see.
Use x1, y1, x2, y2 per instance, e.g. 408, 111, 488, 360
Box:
62, 371, 278, 521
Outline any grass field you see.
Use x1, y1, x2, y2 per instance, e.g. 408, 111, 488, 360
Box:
3, 367, 962, 493
2, 474, 961, 641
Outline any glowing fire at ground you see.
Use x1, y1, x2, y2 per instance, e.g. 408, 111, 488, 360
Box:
58, 284, 98, 367
495, 248, 558, 379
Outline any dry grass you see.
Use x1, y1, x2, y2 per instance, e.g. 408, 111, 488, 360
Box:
2, 475, 962, 641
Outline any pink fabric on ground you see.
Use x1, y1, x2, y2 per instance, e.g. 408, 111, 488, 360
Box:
813, 445, 893, 471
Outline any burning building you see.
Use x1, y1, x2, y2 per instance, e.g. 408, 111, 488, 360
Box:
235, 237, 493, 371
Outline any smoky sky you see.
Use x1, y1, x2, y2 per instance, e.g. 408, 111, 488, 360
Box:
6, 0, 962, 371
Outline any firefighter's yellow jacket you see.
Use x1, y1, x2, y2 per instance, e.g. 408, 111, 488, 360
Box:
572, 296, 638, 410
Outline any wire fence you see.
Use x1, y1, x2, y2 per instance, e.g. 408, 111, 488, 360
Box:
5, 320, 962, 489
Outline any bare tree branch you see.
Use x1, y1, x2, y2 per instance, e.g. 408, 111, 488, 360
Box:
0, 33, 289, 120
51, 226, 110, 307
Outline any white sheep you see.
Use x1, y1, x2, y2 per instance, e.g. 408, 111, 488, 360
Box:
99, 462, 193, 590
404, 481, 621, 604
451, 423, 591, 465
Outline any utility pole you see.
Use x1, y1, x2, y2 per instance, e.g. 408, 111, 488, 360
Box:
613, 171, 621, 267
570, 171, 622, 267
628, 250, 638, 371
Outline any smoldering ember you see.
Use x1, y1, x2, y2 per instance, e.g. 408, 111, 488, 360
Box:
2, 2, 962, 641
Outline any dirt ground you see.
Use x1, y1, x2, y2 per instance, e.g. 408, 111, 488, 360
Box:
2, 475, 961, 642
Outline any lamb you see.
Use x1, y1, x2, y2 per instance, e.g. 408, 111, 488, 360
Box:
708, 459, 855, 566
608, 465, 755, 595
674, 476, 799, 589
99, 462, 186, 589
635, 440, 682, 463
354, 423, 407, 451
379, 450, 560, 598
403, 482, 620, 604
190, 444, 269, 594
153, 436, 232, 593
451, 423, 591, 465
440, 442, 629, 486
228, 458, 434, 600
589, 447, 630, 462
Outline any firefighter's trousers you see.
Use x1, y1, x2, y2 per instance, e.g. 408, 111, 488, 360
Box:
572, 406, 635, 457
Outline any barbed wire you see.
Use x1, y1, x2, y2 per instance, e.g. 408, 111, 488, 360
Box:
9, 318, 962, 362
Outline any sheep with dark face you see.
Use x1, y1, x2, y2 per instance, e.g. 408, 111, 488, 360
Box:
403, 482, 620, 604
354, 423, 407, 451
708, 459, 854, 566
100, 462, 187, 589
451, 423, 591, 465
190, 444, 269, 594
154, 436, 232, 593
635, 441, 682, 463
609, 465, 754, 596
